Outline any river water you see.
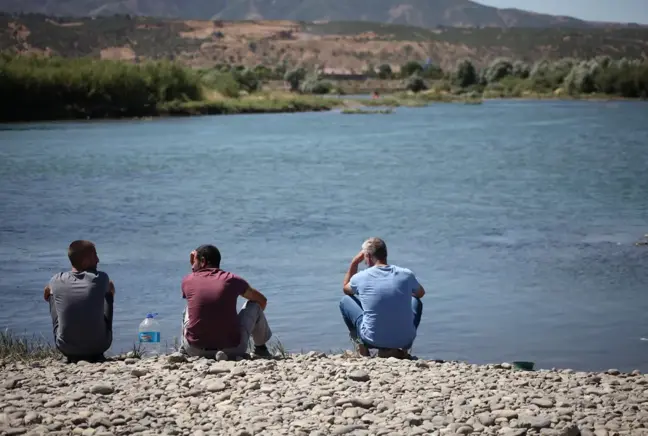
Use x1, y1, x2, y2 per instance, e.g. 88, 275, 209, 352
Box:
1, 100, 647, 371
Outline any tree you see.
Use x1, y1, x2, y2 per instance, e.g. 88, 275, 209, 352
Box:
512, 61, 530, 79
377, 64, 393, 80
363, 63, 377, 78
422, 64, 443, 80
232, 68, 261, 93
454, 60, 478, 88
283, 67, 306, 92
484, 58, 513, 83
564, 62, 596, 95
400, 61, 423, 78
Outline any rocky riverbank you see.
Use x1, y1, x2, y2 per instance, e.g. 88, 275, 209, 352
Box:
1, 353, 647, 436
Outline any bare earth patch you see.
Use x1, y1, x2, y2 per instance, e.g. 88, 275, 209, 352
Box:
100, 46, 136, 61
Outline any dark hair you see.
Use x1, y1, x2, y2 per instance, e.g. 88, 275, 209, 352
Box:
68, 240, 95, 269
195, 244, 221, 268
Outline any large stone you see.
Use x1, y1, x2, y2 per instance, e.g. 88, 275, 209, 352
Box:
331, 424, 367, 435
558, 424, 581, 436
44, 398, 66, 407
531, 398, 555, 408
518, 414, 552, 429
207, 382, 226, 393
90, 384, 114, 395
457, 425, 474, 434
167, 353, 188, 364
348, 371, 370, 382
494, 410, 519, 420
131, 368, 149, 378
478, 413, 496, 426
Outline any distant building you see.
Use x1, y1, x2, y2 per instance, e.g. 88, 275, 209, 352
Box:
321, 68, 367, 81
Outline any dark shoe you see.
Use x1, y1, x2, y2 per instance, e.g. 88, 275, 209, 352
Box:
356, 343, 370, 357
67, 354, 106, 364
377, 349, 409, 359
253, 344, 272, 358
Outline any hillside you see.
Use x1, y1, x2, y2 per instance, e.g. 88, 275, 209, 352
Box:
2, 14, 648, 72
0, 0, 601, 29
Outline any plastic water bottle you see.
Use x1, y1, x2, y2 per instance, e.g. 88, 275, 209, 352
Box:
138, 313, 161, 357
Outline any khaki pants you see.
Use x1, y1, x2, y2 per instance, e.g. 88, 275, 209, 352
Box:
181, 301, 272, 358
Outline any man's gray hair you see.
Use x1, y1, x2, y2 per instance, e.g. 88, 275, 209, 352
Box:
362, 237, 388, 261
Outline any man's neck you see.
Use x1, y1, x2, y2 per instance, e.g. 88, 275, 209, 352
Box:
373, 261, 388, 267
72, 267, 97, 273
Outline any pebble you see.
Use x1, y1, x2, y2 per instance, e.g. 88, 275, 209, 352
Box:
215, 351, 228, 361
2, 354, 647, 436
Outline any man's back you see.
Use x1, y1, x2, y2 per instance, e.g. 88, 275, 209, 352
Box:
50, 270, 112, 356
351, 265, 418, 348
182, 268, 248, 349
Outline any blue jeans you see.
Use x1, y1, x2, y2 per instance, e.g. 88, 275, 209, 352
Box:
339, 295, 423, 349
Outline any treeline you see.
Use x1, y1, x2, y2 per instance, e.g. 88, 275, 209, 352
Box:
389, 57, 648, 98
0, 54, 203, 121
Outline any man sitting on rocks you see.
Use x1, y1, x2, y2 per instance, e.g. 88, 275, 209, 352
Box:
180, 244, 273, 359
44, 240, 115, 363
340, 237, 425, 358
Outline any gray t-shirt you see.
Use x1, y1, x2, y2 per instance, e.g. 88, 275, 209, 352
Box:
49, 270, 113, 356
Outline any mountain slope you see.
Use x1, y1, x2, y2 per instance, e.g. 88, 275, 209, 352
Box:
3, 14, 647, 73
0, 0, 596, 28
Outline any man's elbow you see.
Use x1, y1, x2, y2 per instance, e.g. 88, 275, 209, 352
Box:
414, 287, 425, 298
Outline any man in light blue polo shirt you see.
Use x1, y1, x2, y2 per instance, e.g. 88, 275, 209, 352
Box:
340, 237, 425, 357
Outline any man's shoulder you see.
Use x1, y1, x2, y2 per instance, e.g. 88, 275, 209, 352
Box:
351, 268, 370, 281
391, 265, 415, 276
183, 269, 248, 288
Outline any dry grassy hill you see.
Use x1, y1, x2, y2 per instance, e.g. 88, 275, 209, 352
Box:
2, 14, 647, 72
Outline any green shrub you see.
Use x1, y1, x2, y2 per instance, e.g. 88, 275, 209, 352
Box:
404, 74, 427, 93
201, 71, 240, 98
0, 54, 203, 121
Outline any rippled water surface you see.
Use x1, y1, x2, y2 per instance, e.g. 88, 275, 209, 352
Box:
1, 100, 647, 371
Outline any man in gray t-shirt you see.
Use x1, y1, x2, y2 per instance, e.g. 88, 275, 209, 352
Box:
44, 240, 115, 361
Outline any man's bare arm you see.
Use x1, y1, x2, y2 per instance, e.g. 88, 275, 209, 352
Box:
44, 285, 51, 301
242, 287, 267, 310
343, 251, 364, 296
413, 285, 425, 299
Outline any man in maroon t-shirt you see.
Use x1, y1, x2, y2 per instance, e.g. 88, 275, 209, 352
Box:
180, 244, 272, 358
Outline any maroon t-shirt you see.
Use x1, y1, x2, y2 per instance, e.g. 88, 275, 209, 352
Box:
181, 268, 248, 349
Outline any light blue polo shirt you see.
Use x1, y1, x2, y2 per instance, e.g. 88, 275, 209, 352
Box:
349, 265, 420, 348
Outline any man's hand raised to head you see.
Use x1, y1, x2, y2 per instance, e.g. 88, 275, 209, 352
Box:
189, 250, 197, 267
351, 250, 365, 266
